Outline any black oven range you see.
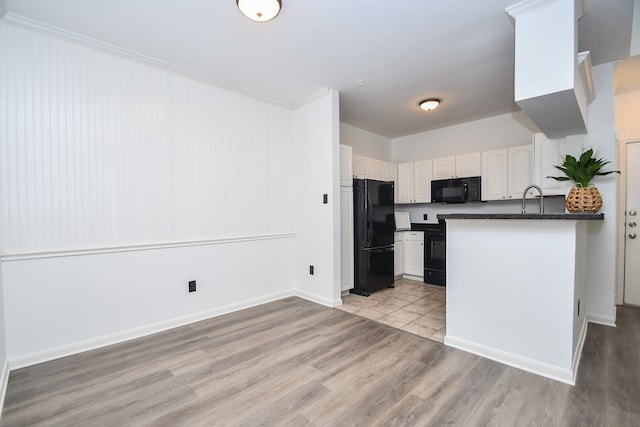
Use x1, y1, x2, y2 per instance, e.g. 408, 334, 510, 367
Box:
411, 222, 446, 286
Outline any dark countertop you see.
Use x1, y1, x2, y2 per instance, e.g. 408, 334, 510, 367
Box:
395, 223, 445, 232
437, 213, 604, 221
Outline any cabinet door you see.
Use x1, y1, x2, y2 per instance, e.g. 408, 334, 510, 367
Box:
353, 155, 371, 179
404, 237, 424, 277
533, 133, 567, 196
456, 152, 482, 177
481, 149, 508, 200
432, 156, 456, 180
339, 145, 353, 187
383, 161, 397, 182
413, 160, 433, 203
396, 162, 414, 203
340, 187, 354, 291
508, 144, 534, 199
394, 233, 404, 277
370, 159, 386, 181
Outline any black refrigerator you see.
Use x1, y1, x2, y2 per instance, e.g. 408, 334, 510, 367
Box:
351, 178, 395, 296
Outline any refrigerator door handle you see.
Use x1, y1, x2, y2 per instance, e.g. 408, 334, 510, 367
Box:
366, 190, 372, 245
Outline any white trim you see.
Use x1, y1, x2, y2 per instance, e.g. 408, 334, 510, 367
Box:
0, 13, 296, 109
505, 0, 557, 18
402, 274, 424, 282
587, 312, 616, 327
0, 233, 295, 262
572, 317, 588, 381
0, 359, 9, 417
294, 289, 342, 308
444, 335, 576, 385
7, 290, 295, 370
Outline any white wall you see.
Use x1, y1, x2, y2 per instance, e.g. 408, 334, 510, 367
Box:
632, 0, 640, 56
294, 90, 341, 307
391, 111, 538, 163
3, 238, 295, 365
582, 63, 619, 326
615, 81, 640, 141
340, 122, 391, 161
0, 21, 298, 364
0, 238, 7, 412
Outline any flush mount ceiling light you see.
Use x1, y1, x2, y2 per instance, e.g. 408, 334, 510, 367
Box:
419, 98, 441, 111
237, 0, 282, 22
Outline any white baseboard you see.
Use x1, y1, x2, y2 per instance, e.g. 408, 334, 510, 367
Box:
444, 335, 576, 385
0, 358, 9, 418
8, 290, 295, 370
294, 289, 342, 308
587, 310, 616, 327
401, 274, 423, 282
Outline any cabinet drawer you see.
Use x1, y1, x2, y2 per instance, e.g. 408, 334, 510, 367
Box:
404, 231, 424, 242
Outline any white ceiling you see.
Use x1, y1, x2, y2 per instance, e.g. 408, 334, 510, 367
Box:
1, 0, 636, 138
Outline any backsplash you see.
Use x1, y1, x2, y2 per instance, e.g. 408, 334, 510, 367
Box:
396, 196, 566, 224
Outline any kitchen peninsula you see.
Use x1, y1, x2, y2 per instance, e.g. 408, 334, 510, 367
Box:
438, 213, 604, 384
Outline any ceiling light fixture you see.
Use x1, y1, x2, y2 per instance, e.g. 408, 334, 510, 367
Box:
237, 0, 282, 22
419, 98, 441, 111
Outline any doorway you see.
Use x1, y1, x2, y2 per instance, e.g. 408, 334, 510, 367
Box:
624, 141, 640, 305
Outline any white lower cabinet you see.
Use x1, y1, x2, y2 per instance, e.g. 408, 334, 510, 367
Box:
394, 232, 404, 277
403, 231, 424, 278
340, 187, 354, 291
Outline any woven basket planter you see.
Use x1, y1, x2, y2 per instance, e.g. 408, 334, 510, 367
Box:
565, 185, 603, 213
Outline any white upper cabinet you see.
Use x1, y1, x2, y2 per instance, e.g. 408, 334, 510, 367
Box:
481, 149, 509, 200
413, 160, 432, 203
397, 160, 432, 204
432, 152, 481, 180
339, 144, 353, 187
432, 156, 456, 180
456, 152, 482, 177
353, 155, 371, 179
353, 155, 395, 182
481, 145, 533, 201
397, 162, 415, 204
370, 159, 386, 181
384, 162, 397, 182
508, 145, 534, 199
533, 133, 568, 196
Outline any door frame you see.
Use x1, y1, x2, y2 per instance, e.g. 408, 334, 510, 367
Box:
616, 138, 640, 305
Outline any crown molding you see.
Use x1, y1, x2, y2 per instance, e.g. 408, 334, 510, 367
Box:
0, 13, 298, 109
506, 0, 586, 19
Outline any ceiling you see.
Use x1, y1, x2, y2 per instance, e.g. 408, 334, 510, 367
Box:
0, 0, 636, 138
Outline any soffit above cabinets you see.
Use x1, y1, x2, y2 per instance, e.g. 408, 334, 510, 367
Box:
507, 0, 595, 138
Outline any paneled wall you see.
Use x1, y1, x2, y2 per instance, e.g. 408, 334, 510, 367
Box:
0, 21, 299, 364
0, 21, 294, 255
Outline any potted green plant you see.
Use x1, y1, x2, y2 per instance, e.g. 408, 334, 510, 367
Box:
547, 148, 619, 213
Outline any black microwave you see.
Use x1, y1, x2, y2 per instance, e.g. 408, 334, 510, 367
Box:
431, 176, 481, 203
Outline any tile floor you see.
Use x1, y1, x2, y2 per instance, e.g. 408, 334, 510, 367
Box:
338, 278, 446, 343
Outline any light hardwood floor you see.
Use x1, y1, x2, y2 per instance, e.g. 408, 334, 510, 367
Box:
2, 297, 639, 426
338, 279, 446, 342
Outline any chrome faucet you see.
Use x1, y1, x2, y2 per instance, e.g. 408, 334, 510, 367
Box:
522, 184, 544, 214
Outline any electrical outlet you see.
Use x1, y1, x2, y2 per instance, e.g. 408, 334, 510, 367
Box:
188, 280, 196, 293
323, 194, 328, 204
309, 265, 314, 275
